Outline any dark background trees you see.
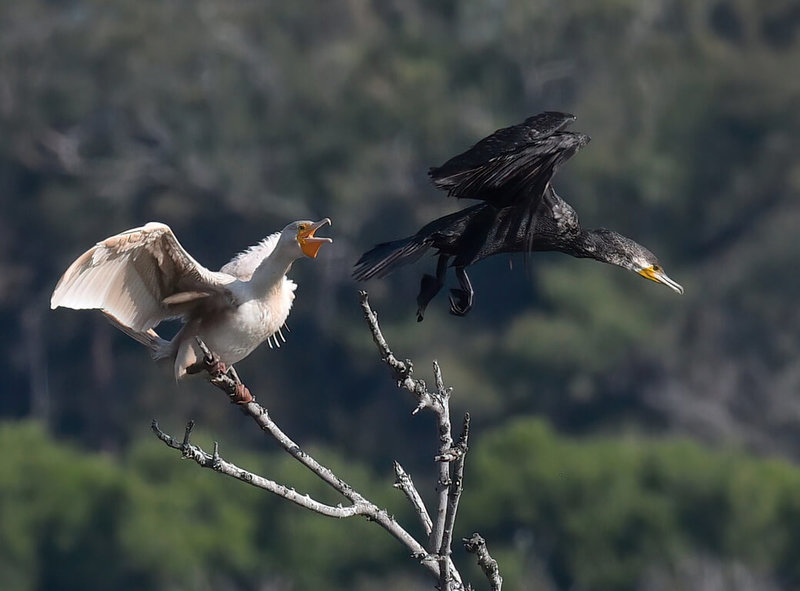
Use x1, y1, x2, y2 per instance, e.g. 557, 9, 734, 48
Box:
3, 0, 799, 589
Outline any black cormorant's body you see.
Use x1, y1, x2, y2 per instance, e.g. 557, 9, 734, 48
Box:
353, 112, 683, 320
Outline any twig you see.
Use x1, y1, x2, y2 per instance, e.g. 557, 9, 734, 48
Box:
393, 461, 433, 535
464, 533, 503, 591
430, 359, 454, 560
438, 413, 470, 591
358, 291, 442, 414
151, 420, 366, 518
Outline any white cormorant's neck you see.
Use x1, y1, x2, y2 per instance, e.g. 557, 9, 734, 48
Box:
247, 245, 297, 295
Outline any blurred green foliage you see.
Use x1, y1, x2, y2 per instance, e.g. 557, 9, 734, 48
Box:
0, 421, 412, 590
4, 419, 800, 590
463, 418, 800, 589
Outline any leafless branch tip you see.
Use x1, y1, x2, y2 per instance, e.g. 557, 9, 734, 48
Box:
464, 533, 502, 591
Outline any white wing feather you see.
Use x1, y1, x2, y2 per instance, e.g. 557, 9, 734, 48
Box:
51, 222, 237, 332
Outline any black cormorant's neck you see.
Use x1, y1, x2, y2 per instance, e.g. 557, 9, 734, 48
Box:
560, 228, 637, 270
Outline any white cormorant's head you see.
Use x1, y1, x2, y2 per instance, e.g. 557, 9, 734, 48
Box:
279, 218, 333, 259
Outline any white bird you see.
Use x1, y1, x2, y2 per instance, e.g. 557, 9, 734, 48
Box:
51, 219, 332, 392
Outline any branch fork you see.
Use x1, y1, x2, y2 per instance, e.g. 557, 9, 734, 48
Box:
152, 292, 502, 590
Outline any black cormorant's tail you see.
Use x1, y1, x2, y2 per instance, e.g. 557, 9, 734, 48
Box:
352, 236, 431, 281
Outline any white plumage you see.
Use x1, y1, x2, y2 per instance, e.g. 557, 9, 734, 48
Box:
51, 219, 331, 379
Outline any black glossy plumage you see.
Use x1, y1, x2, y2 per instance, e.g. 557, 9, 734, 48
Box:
353, 112, 683, 320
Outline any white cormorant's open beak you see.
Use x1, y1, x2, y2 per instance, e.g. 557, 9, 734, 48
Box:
298, 218, 332, 258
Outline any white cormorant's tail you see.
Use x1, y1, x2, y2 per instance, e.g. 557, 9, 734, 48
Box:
103, 312, 171, 360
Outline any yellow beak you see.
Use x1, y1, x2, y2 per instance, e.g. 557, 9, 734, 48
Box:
637, 265, 684, 294
298, 218, 333, 258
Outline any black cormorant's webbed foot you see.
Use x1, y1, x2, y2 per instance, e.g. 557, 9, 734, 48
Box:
448, 266, 474, 317
417, 274, 442, 321
416, 254, 449, 322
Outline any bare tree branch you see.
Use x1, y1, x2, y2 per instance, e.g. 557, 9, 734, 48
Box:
152, 291, 502, 589
464, 533, 503, 591
438, 413, 471, 591
151, 419, 366, 518
358, 291, 467, 588
430, 359, 454, 560
358, 291, 454, 553
357, 290, 443, 415
393, 461, 433, 535
159, 341, 443, 581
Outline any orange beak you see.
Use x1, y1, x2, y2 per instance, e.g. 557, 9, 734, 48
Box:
298, 218, 332, 258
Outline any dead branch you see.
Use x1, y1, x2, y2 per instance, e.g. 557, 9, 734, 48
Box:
358, 290, 443, 415
155, 353, 439, 580
438, 413, 470, 591
151, 291, 503, 589
430, 359, 455, 566
151, 419, 365, 518
393, 461, 433, 535
464, 533, 503, 591
358, 291, 473, 590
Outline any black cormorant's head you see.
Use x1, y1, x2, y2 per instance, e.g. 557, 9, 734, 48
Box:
587, 229, 684, 294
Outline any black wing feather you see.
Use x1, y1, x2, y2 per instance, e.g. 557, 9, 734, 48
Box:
428, 112, 589, 262
430, 129, 589, 206
429, 110, 589, 209
430, 111, 575, 180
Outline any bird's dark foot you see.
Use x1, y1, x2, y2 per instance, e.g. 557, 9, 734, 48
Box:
202, 354, 228, 378
232, 383, 253, 405
448, 288, 473, 316
195, 346, 228, 378
186, 350, 226, 376
449, 266, 474, 317
417, 256, 450, 322
417, 273, 444, 322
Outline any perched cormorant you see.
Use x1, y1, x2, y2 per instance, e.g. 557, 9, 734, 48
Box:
353, 112, 683, 320
51, 219, 332, 381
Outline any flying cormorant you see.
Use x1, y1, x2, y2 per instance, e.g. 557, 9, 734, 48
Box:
353, 112, 683, 320
51, 219, 332, 384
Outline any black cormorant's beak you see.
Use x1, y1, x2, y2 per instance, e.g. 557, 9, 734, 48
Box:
637, 265, 684, 294
298, 218, 332, 258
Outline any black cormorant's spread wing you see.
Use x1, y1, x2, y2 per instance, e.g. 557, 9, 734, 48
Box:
428, 111, 589, 208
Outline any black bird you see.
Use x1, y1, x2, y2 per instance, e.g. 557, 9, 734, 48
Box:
353, 112, 683, 320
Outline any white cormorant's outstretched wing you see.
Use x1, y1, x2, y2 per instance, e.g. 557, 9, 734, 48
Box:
51, 222, 237, 332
